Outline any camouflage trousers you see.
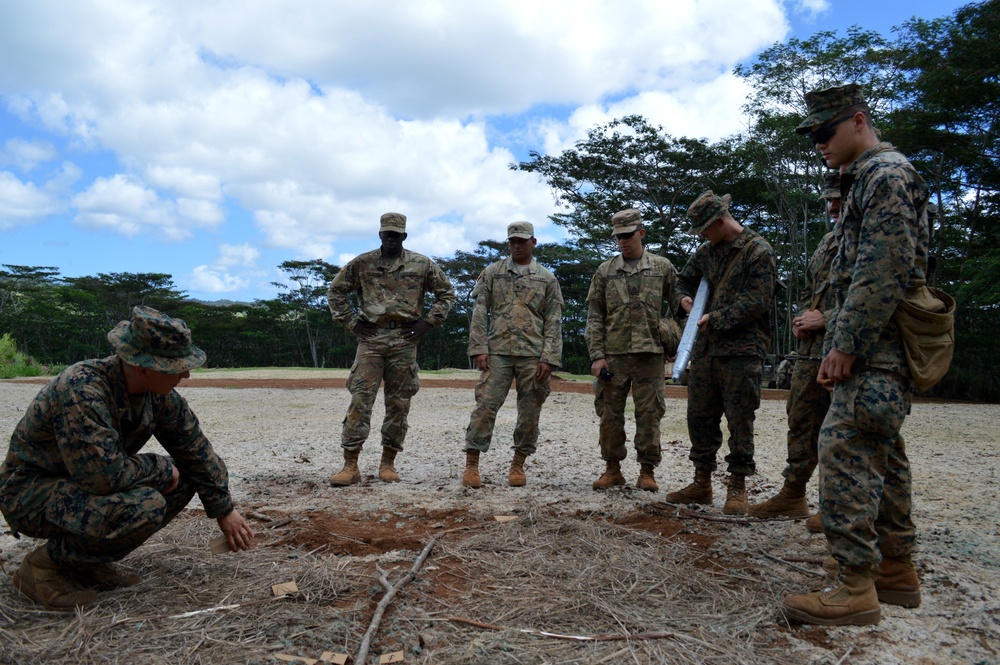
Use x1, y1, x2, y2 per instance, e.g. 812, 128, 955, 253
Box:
343, 331, 420, 452
686, 356, 761, 476
465, 355, 552, 455
593, 353, 665, 466
782, 358, 830, 487
819, 368, 915, 569
1, 470, 196, 565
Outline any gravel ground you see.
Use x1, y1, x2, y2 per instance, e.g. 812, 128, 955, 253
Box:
1, 369, 998, 664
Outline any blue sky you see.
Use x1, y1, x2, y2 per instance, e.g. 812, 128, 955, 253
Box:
0, 0, 969, 302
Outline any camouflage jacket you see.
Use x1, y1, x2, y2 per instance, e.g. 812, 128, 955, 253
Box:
0, 356, 234, 522
585, 251, 679, 359
797, 231, 838, 359
826, 142, 929, 373
328, 248, 456, 332
677, 227, 776, 359
467, 258, 564, 366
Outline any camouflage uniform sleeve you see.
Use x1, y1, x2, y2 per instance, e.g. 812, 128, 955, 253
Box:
422, 261, 456, 326
707, 239, 776, 332
540, 276, 564, 367
57, 383, 173, 496
831, 172, 917, 359
328, 261, 360, 331
584, 270, 607, 361
676, 249, 705, 306
467, 268, 492, 357
152, 391, 234, 519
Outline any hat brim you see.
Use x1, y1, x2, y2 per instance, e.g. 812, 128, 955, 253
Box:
108, 321, 207, 374
507, 232, 533, 239
795, 108, 841, 133
610, 224, 641, 237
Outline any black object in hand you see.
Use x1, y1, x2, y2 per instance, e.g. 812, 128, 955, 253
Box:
599, 367, 614, 382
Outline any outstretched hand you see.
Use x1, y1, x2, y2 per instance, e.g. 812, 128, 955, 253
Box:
217, 510, 255, 552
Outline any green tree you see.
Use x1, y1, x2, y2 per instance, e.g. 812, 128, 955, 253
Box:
272, 259, 340, 367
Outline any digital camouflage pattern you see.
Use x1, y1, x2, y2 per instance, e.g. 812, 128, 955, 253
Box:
686, 190, 732, 234
107, 305, 206, 374
329, 247, 455, 452
584, 252, 679, 358
795, 83, 867, 132
0, 357, 233, 564
677, 227, 775, 477
586, 250, 678, 465
593, 353, 665, 465
327, 248, 456, 332
797, 231, 839, 360
465, 355, 552, 455
465, 257, 563, 454
467, 258, 563, 365
820, 141, 928, 569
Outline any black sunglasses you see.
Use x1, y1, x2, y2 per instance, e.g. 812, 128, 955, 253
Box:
614, 230, 638, 241
808, 114, 854, 145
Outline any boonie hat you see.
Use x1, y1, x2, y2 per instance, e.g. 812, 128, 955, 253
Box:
108, 305, 206, 374
820, 171, 842, 201
611, 209, 642, 237
796, 83, 867, 133
507, 221, 533, 239
380, 212, 407, 232
687, 190, 731, 234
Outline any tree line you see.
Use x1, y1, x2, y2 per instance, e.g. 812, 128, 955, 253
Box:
2, 2, 998, 401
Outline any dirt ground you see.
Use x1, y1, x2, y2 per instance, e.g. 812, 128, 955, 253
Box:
0, 368, 998, 664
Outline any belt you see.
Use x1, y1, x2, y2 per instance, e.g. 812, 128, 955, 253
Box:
377, 321, 407, 330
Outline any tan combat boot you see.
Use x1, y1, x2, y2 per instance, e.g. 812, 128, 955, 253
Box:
665, 467, 713, 505
379, 448, 401, 483
592, 460, 626, 490
70, 562, 142, 590
805, 513, 823, 533
12, 546, 101, 611
722, 474, 747, 515
508, 451, 528, 487
330, 448, 362, 487
873, 555, 921, 608
747, 481, 809, 518
636, 463, 659, 492
782, 567, 881, 626
463, 451, 482, 488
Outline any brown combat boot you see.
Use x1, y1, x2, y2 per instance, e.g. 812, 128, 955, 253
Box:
636, 464, 659, 492
665, 467, 713, 505
70, 562, 142, 590
873, 555, 921, 608
379, 448, 401, 483
463, 451, 482, 488
722, 474, 747, 515
330, 448, 362, 487
592, 460, 626, 490
508, 451, 528, 487
805, 513, 823, 533
782, 567, 881, 626
747, 481, 809, 518
12, 546, 101, 611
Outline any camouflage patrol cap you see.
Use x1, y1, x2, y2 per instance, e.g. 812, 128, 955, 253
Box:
108, 305, 206, 374
380, 212, 406, 232
687, 190, 731, 234
611, 209, 642, 237
820, 171, 841, 200
507, 221, 534, 239
796, 83, 867, 133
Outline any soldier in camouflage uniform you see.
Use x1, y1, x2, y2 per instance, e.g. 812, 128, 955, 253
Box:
327, 212, 456, 486
665, 191, 776, 515
462, 222, 563, 488
585, 209, 680, 492
782, 84, 929, 626
749, 171, 841, 531
0, 306, 254, 611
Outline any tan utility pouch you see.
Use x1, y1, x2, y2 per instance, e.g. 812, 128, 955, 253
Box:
891, 281, 955, 392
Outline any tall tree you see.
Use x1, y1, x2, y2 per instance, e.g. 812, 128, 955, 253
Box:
272, 259, 340, 367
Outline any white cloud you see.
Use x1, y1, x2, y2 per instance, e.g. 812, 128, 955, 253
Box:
217, 243, 260, 268
0, 171, 63, 229
1, 138, 58, 171
187, 264, 250, 293
185, 243, 261, 294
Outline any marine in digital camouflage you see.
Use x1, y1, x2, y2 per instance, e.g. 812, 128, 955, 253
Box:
677, 215, 776, 476
0, 356, 234, 564
819, 139, 929, 568
465, 254, 563, 455
328, 246, 456, 452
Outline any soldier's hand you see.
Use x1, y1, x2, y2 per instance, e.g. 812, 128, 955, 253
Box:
794, 309, 825, 338
353, 321, 378, 339
536, 361, 553, 382
474, 354, 490, 371
680, 296, 694, 315
402, 320, 433, 342
818, 349, 856, 387
696, 313, 711, 332
591, 359, 609, 378
217, 510, 255, 552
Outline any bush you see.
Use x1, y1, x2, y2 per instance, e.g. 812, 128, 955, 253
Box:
0, 333, 49, 379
